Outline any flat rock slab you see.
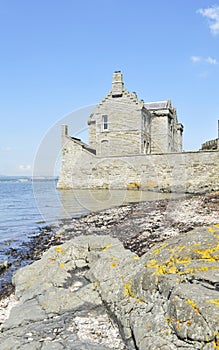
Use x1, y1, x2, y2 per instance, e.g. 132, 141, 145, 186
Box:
1, 226, 219, 349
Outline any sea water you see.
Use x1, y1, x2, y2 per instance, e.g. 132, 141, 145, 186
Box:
0, 176, 184, 246
0, 176, 85, 245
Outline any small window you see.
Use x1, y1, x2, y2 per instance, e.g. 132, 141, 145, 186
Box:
102, 115, 108, 131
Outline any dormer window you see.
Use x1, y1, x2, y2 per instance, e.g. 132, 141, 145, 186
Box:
102, 115, 108, 131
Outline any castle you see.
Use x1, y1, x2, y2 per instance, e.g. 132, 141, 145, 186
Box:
87, 71, 183, 156
201, 120, 219, 151
57, 72, 219, 193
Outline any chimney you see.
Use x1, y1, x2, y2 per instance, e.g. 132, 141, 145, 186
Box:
62, 124, 68, 137
112, 71, 124, 97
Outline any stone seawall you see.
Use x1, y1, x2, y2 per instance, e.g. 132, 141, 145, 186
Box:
57, 137, 219, 193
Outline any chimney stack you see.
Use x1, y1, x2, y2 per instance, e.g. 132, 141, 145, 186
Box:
112, 71, 124, 97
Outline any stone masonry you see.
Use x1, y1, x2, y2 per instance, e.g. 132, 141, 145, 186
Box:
88, 71, 183, 156
57, 72, 218, 192
201, 121, 219, 151
57, 136, 219, 193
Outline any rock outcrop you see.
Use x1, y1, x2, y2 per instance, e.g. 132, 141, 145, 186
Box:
1, 225, 219, 349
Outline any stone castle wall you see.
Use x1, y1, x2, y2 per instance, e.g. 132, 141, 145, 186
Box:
57, 73, 217, 193
150, 109, 183, 154
87, 71, 183, 157
57, 135, 219, 193
150, 115, 169, 153
201, 138, 219, 151
88, 89, 151, 157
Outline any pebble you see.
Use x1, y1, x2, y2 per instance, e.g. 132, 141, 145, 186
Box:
0, 191, 218, 348
0, 261, 11, 273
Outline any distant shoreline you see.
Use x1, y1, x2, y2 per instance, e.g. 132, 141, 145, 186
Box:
0, 176, 58, 182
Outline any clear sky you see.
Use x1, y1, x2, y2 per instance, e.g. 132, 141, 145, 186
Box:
0, 0, 219, 175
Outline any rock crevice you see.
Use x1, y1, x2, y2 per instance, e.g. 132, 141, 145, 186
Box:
1, 225, 219, 349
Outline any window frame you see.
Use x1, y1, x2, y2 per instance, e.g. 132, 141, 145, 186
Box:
102, 115, 108, 131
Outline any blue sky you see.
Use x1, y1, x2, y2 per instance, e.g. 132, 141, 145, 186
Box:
0, 0, 219, 175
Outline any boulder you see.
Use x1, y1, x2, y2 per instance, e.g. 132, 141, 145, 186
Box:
1, 225, 219, 349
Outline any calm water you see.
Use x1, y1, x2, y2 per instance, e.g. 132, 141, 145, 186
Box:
0, 177, 83, 244
0, 176, 184, 246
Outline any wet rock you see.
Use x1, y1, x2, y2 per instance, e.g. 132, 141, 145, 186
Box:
1, 226, 219, 349
0, 261, 11, 273
1, 236, 128, 349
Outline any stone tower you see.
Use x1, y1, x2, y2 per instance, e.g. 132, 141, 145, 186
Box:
87, 71, 151, 157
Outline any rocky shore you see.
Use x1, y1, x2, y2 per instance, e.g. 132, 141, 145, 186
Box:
0, 191, 219, 349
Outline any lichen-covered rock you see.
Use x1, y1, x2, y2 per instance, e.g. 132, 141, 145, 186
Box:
1, 226, 219, 349
0, 236, 128, 350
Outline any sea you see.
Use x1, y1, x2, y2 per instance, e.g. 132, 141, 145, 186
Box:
0, 176, 184, 261
0, 176, 87, 245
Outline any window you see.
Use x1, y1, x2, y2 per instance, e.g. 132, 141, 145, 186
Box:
102, 115, 108, 131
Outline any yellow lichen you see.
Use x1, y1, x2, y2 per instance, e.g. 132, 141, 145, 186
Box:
145, 256, 191, 276
182, 265, 219, 275
213, 340, 219, 349
133, 255, 140, 260
110, 256, 117, 268
176, 245, 186, 253
177, 256, 191, 264
110, 262, 117, 268
145, 259, 158, 268
214, 224, 219, 229
102, 243, 112, 251
60, 263, 65, 268
208, 227, 215, 233
124, 279, 135, 298
186, 299, 200, 313
55, 246, 62, 253
136, 298, 144, 303
165, 317, 172, 325
55, 246, 65, 255
145, 239, 219, 279
127, 182, 141, 190
159, 327, 170, 333
93, 282, 98, 290
195, 243, 219, 262
206, 299, 219, 308
152, 243, 168, 255
167, 317, 192, 328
